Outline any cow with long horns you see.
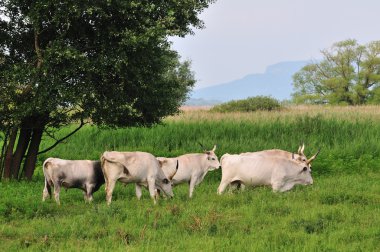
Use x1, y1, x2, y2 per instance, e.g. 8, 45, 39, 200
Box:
218, 148, 320, 194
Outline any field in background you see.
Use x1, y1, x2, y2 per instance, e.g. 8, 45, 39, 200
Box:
1, 105, 379, 251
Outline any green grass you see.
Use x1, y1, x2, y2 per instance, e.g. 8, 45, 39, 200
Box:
1, 107, 380, 251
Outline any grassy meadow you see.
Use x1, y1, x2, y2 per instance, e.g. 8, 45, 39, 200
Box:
1, 105, 380, 251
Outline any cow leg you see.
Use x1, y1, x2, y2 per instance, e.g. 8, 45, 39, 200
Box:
217, 180, 229, 195
87, 193, 94, 202
240, 184, 246, 191
189, 178, 198, 198
229, 181, 239, 192
155, 189, 162, 199
85, 184, 95, 202
83, 191, 88, 201
53, 182, 61, 205
42, 178, 52, 201
229, 181, 245, 193
147, 179, 157, 204
106, 179, 117, 205
135, 184, 142, 200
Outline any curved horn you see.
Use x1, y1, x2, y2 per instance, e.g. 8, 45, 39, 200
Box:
299, 143, 305, 155
307, 148, 320, 164
212, 145, 217, 152
169, 160, 179, 180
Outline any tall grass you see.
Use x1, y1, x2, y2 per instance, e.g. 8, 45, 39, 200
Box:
35, 106, 380, 177
1, 105, 380, 251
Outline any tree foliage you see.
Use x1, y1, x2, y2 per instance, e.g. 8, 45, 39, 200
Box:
0, 0, 215, 180
210, 96, 281, 113
292, 39, 380, 105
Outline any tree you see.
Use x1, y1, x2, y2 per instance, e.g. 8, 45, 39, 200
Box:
292, 39, 380, 105
0, 0, 215, 180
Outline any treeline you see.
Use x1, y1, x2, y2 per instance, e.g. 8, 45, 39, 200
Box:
292, 39, 380, 105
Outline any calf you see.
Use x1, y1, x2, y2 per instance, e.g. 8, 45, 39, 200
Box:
42, 158, 104, 205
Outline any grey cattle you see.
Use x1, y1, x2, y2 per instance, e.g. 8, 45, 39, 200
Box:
157, 145, 221, 198
101, 151, 174, 205
42, 158, 104, 205
218, 151, 319, 194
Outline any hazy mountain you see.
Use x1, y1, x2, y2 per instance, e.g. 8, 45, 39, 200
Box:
189, 61, 309, 102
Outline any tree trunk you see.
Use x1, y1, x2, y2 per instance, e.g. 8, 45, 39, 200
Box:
11, 127, 32, 179
0, 129, 9, 178
23, 128, 44, 180
3, 128, 17, 179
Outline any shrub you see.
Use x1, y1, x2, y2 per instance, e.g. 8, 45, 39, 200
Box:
210, 96, 281, 112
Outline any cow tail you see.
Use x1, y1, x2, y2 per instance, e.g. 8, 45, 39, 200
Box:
100, 154, 109, 192
42, 159, 52, 196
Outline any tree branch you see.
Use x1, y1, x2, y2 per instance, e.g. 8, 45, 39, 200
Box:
37, 119, 86, 155
34, 29, 43, 68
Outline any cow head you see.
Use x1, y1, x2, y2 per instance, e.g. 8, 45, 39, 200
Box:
294, 143, 321, 170
155, 159, 178, 198
204, 145, 221, 171
289, 148, 320, 187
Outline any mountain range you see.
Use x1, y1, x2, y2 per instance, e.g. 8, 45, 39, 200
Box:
186, 60, 309, 105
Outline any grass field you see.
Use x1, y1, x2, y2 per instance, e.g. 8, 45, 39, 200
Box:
1, 105, 379, 251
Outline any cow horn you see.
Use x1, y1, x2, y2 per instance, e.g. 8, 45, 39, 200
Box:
299, 143, 305, 155
292, 152, 295, 159
169, 160, 179, 180
307, 148, 320, 164
212, 145, 217, 152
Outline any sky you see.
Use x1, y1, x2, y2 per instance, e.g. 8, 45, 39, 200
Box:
170, 0, 380, 89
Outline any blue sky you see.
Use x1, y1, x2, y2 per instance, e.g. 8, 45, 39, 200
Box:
170, 0, 380, 89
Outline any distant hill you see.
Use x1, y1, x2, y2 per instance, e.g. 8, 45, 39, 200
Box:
189, 61, 309, 102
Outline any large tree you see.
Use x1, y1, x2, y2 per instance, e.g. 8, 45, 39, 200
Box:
0, 0, 215, 180
292, 39, 380, 105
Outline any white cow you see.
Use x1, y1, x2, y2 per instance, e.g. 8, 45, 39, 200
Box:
101, 151, 174, 205
157, 145, 221, 198
42, 158, 104, 205
217, 150, 319, 194
237, 144, 316, 191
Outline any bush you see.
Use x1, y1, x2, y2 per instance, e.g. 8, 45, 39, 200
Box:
210, 96, 281, 112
